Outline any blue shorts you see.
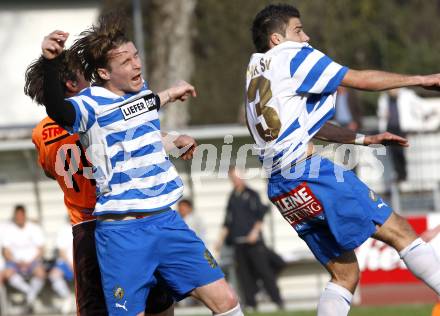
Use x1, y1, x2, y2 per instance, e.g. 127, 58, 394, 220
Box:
95, 210, 224, 316
268, 156, 393, 265
6, 260, 42, 277
54, 260, 74, 281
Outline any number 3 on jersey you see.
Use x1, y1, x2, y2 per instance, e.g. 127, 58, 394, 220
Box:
246, 76, 281, 142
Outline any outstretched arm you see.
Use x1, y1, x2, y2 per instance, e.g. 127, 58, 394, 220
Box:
342, 69, 440, 91
314, 122, 408, 147
157, 80, 197, 108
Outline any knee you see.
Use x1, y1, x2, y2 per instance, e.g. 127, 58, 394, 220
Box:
215, 302, 243, 316
331, 267, 360, 293
49, 268, 62, 280
217, 288, 239, 312
34, 266, 46, 279
193, 279, 239, 313
3, 269, 14, 280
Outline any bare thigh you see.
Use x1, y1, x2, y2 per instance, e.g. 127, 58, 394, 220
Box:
372, 211, 418, 251
3, 268, 16, 280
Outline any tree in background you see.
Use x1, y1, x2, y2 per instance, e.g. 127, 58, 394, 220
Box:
147, 0, 196, 129
102, 0, 440, 125
103, 0, 196, 129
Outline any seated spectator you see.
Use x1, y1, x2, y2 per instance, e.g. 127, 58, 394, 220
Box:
2, 205, 46, 309
177, 198, 207, 307
177, 199, 206, 242
0, 220, 6, 283
49, 220, 73, 314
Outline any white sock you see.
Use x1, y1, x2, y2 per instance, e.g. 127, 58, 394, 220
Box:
317, 282, 352, 316
27, 277, 44, 304
50, 274, 70, 298
400, 237, 440, 294
214, 304, 243, 316
8, 274, 31, 294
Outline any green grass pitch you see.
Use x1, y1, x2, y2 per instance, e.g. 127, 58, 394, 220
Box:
248, 304, 433, 316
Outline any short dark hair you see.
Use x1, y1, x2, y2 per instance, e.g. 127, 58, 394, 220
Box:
252, 4, 300, 53
14, 204, 26, 214
24, 50, 80, 105
178, 198, 193, 208
70, 12, 130, 85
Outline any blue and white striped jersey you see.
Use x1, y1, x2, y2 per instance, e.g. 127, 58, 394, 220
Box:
245, 41, 348, 174
67, 82, 183, 215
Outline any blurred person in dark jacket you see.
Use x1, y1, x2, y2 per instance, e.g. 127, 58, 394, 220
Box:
378, 89, 408, 182
216, 167, 284, 310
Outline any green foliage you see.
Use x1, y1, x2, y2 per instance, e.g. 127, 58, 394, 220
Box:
298, 0, 440, 73
248, 304, 433, 316
189, 0, 274, 125
101, 0, 440, 124
191, 0, 440, 123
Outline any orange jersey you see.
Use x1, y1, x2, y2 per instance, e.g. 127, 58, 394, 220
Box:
32, 117, 96, 225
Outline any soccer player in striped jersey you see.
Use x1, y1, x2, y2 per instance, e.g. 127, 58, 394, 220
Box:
247, 4, 440, 316
39, 14, 241, 316
26, 50, 191, 316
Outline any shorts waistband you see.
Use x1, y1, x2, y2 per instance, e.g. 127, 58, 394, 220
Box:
270, 154, 316, 181
97, 208, 170, 222
72, 220, 97, 235
96, 209, 175, 230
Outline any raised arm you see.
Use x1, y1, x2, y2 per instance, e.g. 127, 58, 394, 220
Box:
157, 80, 197, 108
342, 69, 440, 91
41, 31, 76, 128
314, 122, 408, 147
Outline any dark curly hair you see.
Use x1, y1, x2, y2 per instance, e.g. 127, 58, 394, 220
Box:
24, 50, 81, 106
252, 4, 300, 53
70, 12, 131, 85
177, 198, 193, 208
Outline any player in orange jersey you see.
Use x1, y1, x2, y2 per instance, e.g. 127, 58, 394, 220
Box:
26, 51, 107, 315
32, 116, 96, 225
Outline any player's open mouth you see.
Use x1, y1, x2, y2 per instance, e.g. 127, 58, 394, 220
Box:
132, 74, 141, 83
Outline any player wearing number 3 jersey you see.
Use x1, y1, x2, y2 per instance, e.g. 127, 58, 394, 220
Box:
246, 4, 440, 316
